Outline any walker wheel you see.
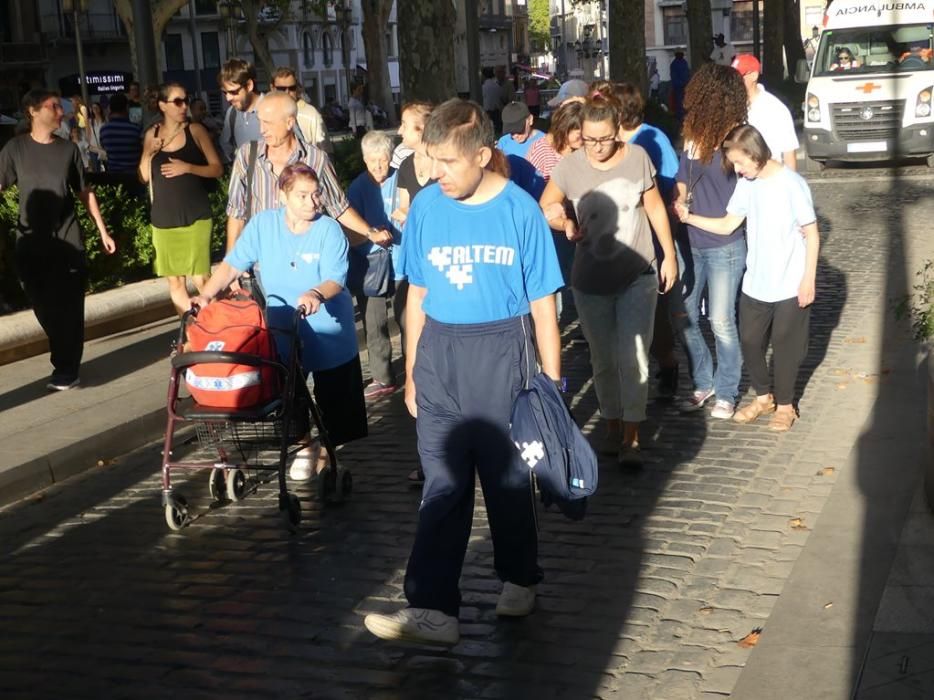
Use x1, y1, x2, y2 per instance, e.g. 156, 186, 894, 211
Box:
282, 492, 301, 532
315, 465, 332, 503
226, 468, 247, 501
164, 494, 190, 531
334, 468, 353, 502
208, 468, 226, 502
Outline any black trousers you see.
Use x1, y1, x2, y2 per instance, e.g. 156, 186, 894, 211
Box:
739, 293, 810, 406
404, 316, 541, 617
16, 240, 87, 382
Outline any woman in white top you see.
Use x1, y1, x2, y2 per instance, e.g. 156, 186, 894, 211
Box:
675, 124, 819, 432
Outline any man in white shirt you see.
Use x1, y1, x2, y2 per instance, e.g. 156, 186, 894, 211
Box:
271, 66, 333, 153
733, 54, 799, 171
710, 34, 736, 66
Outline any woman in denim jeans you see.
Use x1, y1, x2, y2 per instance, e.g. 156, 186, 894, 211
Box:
674, 64, 749, 419
540, 93, 678, 466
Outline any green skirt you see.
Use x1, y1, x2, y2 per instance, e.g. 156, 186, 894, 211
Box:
152, 218, 212, 277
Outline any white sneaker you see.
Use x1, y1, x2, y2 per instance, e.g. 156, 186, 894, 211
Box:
289, 442, 321, 482
364, 607, 460, 645
710, 399, 735, 420
496, 582, 536, 617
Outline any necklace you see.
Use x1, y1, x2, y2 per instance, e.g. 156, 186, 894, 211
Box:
285, 216, 313, 269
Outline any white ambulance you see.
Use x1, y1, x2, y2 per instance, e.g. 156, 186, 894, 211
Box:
799, 0, 934, 164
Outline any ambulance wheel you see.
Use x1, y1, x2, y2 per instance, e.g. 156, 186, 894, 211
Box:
208, 468, 226, 502
226, 468, 247, 502
281, 492, 301, 532
164, 494, 190, 531
809, 158, 826, 172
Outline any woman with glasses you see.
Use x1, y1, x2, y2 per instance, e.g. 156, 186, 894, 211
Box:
191, 163, 367, 481
139, 82, 223, 314
539, 93, 678, 466
830, 48, 860, 71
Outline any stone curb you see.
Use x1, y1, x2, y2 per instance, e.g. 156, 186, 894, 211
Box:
0, 278, 175, 366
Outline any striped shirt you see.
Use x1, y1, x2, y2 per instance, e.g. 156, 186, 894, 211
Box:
226, 138, 349, 222
99, 117, 142, 174
526, 137, 563, 182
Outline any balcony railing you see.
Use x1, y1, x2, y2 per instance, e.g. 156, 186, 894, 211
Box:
40, 11, 127, 41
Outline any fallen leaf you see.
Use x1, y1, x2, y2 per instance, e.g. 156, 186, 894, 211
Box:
844, 336, 867, 344
816, 467, 836, 477
824, 602, 833, 609
698, 606, 714, 615
789, 517, 809, 530
738, 628, 762, 648
836, 383, 848, 390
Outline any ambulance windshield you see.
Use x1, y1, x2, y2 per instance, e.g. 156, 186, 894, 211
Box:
815, 24, 934, 75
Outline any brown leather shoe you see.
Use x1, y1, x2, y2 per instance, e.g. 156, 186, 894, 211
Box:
768, 410, 796, 432
732, 396, 776, 424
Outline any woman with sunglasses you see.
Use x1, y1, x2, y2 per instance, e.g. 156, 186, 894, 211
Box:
139, 82, 223, 314
539, 93, 678, 466
830, 48, 860, 71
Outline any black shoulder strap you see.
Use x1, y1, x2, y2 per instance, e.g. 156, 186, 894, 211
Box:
227, 107, 238, 151
244, 140, 259, 222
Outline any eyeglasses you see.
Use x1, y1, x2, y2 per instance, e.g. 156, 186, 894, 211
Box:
273, 84, 299, 93
839, 55, 852, 60
164, 96, 190, 107
581, 135, 617, 147
221, 86, 245, 96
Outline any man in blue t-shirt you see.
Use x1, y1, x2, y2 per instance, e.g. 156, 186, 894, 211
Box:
364, 99, 563, 647
496, 101, 546, 197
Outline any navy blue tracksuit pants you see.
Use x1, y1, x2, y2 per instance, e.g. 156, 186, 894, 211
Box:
404, 315, 543, 617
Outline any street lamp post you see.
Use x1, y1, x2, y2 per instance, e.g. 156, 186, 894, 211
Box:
218, 0, 240, 58
62, 0, 91, 118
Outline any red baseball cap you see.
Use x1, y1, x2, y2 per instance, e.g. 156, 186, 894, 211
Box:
732, 54, 761, 76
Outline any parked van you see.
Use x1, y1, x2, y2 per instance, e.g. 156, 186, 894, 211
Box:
798, 0, 934, 165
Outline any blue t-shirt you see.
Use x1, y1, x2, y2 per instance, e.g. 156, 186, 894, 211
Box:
400, 180, 563, 324
496, 130, 544, 159
677, 149, 744, 249
627, 123, 679, 202
225, 208, 358, 372
347, 170, 405, 280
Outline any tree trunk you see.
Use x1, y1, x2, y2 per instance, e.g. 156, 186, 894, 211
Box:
762, 0, 784, 86
238, 0, 277, 86
783, 0, 806, 76
397, 0, 457, 103
361, 0, 396, 125
607, 0, 646, 93
113, 0, 191, 82
686, 0, 712, 72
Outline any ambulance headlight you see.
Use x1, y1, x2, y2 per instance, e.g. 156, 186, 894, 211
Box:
917, 88, 934, 118
806, 93, 821, 122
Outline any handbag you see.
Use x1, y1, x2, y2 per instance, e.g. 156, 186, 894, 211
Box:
347, 245, 393, 297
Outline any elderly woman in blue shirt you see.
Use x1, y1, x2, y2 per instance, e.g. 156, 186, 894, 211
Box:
191, 163, 367, 480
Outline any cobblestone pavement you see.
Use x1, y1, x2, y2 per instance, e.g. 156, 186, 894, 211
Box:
0, 169, 932, 700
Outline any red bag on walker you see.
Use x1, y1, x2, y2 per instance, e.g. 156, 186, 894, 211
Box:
183, 297, 280, 409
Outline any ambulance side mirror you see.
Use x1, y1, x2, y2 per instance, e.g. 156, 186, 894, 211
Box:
795, 59, 811, 83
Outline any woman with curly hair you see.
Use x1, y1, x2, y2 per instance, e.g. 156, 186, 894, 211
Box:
675, 62, 748, 419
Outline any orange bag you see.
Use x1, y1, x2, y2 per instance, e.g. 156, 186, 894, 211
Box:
184, 297, 280, 409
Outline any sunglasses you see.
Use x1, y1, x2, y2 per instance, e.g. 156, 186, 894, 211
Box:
222, 86, 245, 96
274, 84, 299, 93
163, 96, 190, 107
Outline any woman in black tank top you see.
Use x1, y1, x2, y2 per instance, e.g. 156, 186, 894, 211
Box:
139, 83, 223, 314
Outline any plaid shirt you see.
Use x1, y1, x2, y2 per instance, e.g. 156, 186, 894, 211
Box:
225, 138, 349, 222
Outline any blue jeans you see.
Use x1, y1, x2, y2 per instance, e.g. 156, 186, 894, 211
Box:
677, 237, 745, 403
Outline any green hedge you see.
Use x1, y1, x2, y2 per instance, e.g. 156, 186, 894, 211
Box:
0, 139, 368, 313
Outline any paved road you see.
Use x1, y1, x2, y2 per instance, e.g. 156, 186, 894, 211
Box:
0, 165, 932, 699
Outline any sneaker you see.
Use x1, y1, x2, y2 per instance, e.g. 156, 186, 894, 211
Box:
618, 442, 643, 468
364, 381, 397, 401
364, 607, 460, 645
678, 388, 715, 412
289, 442, 322, 482
655, 365, 679, 400
47, 377, 80, 392
407, 467, 425, 484
496, 582, 536, 617
710, 399, 735, 420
